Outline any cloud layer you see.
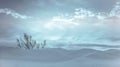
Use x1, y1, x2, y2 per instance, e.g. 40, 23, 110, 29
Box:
27, 2, 120, 48
0, 0, 120, 50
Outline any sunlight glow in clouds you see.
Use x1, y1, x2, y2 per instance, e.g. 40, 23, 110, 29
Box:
44, 9, 106, 30
44, 16, 80, 30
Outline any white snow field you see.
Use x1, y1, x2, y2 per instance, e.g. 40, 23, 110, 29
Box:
0, 46, 120, 67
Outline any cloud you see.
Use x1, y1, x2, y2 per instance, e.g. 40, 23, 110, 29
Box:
0, 8, 31, 19
37, 2, 120, 46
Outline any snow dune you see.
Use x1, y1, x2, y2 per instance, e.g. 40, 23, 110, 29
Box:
0, 46, 120, 67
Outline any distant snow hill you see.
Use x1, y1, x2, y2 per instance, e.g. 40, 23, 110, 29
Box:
88, 49, 120, 60
0, 47, 120, 62
0, 46, 98, 62
0, 46, 120, 67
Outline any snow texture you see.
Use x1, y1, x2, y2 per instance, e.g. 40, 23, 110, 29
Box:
0, 46, 120, 67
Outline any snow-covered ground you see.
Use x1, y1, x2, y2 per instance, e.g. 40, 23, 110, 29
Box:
0, 47, 120, 67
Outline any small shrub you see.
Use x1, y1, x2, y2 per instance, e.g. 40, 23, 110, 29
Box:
17, 33, 46, 49
40, 40, 46, 48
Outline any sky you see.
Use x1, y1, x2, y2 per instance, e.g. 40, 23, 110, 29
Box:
0, 0, 120, 50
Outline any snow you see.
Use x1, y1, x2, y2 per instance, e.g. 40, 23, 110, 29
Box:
0, 47, 120, 67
